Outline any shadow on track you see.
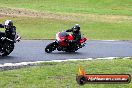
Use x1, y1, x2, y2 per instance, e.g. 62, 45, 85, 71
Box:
45, 51, 84, 55
0, 56, 15, 59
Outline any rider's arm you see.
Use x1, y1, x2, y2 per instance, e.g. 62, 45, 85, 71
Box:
0, 24, 4, 28
13, 26, 16, 32
11, 26, 16, 35
65, 28, 73, 32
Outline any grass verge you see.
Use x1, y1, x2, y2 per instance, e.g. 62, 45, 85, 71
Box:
0, 59, 132, 88
0, 15, 132, 40
0, 0, 132, 40
0, 0, 132, 15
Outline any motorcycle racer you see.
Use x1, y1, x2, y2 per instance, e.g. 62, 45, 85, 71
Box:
65, 24, 81, 43
0, 20, 16, 41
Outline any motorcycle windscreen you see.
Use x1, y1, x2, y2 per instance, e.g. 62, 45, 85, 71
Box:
59, 32, 68, 37
56, 32, 68, 41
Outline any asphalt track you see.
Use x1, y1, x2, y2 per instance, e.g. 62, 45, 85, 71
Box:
0, 40, 132, 64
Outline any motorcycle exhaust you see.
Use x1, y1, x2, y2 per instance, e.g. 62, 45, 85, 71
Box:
16, 36, 21, 42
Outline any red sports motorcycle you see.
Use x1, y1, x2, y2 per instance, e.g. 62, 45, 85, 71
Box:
45, 31, 87, 53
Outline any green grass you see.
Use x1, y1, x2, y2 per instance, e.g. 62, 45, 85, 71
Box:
0, 59, 132, 88
0, 0, 132, 15
0, 17, 74, 39
0, 0, 132, 40
0, 16, 132, 40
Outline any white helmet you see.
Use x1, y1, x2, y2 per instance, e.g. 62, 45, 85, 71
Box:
4, 20, 13, 29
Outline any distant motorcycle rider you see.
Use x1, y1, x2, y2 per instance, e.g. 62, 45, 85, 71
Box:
0, 20, 16, 41
65, 24, 81, 43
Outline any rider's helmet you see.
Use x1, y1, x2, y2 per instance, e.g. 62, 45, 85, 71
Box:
4, 20, 13, 29
73, 24, 80, 33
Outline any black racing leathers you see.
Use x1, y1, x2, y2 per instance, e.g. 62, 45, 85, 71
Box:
0, 24, 4, 28
66, 28, 81, 43
0, 24, 16, 40
0, 24, 5, 40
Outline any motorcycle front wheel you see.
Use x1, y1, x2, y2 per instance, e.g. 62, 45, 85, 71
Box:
45, 42, 57, 53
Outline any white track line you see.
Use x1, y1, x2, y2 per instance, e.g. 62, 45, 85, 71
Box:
0, 57, 131, 68
100, 40, 119, 42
